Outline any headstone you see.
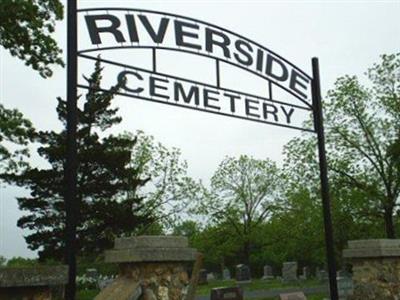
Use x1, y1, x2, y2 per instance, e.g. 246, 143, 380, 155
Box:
223, 268, 231, 280
299, 267, 310, 280
97, 275, 115, 290
86, 268, 99, 280
337, 269, 351, 278
282, 262, 298, 282
262, 265, 274, 280
198, 269, 208, 285
235, 264, 251, 282
279, 292, 307, 300
337, 276, 353, 299
210, 287, 243, 300
317, 269, 328, 282
207, 272, 215, 281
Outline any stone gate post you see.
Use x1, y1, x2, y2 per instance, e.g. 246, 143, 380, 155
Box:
343, 239, 400, 300
95, 236, 197, 300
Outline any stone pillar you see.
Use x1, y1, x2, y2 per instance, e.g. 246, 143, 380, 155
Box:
343, 239, 400, 300
95, 236, 197, 300
0, 265, 68, 300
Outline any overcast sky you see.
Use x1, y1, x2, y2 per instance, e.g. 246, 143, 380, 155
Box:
1, 0, 399, 259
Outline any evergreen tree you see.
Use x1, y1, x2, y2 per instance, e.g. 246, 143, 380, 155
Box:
8, 60, 154, 260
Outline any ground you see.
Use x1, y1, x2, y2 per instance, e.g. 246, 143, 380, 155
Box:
77, 279, 328, 299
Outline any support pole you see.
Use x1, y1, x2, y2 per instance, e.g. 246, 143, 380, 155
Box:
65, 1, 78, 299
311, 57, 338, 300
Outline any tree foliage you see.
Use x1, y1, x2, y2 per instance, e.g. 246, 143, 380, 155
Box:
0, 104, 35, 175
195, 155, 281, 264
130, 132, 202, 231
282, 53, 400, 240
5, 60, 154, 260
0, 0, 64, 77
325, 53, 400, 238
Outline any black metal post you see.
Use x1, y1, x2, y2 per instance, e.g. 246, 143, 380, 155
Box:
65, 1, 78, 299
311, 57, 338, 300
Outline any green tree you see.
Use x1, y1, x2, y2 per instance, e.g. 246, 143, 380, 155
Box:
6, 257, 38, 267
196, 155, 281, 264
0, 256, 6, 267
0, 0, 64, 77
282, 53, 400, 241
130, 132, 202, 231
192, 222, 240, 274
325, 53, 400, 238
173, 220, 200, 241
0, 104, 35, 175
5, 60, 154, 261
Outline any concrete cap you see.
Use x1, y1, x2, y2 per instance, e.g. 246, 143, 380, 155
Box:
115, 236, 188, 249
343, 239, 400, 259
106, 236, 197, 263
0, 265, 68, 287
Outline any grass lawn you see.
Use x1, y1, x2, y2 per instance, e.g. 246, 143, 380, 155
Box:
77, 289, 100, 300
196, 279, 323, 296
77, 279, 326, 299
259, 295, 326, 300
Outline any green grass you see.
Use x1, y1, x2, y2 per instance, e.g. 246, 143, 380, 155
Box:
76, 279, 325, 299
77, 289, 100, 300
258, 294, 326, 300
196, 279, 323, 296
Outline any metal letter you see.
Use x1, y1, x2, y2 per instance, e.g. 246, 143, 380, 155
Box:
85, 14, 125, 44
175, 20, 202, 50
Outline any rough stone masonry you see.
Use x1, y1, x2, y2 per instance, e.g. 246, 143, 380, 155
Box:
343, 239, 400, 300
95, 235, 197, 300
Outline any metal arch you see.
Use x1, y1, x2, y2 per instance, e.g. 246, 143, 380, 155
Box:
78, 53, 315, 133
78, 45, 313, 109
77, 8, 313, 109
78, 84, 315, 133
78, 53, 312, 112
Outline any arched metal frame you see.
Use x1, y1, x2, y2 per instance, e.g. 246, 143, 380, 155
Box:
77, 8, 316, 132
65, 5, 339, 300
77, 8, 313, 109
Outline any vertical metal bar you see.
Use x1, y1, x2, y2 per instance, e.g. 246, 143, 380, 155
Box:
216, 59, 220, 88
152, 48, 157, 72
311, 57, 338, 300
66, 1, 78, 299
268, 81, 273, 100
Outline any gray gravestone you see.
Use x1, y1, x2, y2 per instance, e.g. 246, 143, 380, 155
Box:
262, 265, 274, 280
207, 273, 216, 281
223, 268, 231, 280
198, 269, 208, 285
337, 276, 353, 299
86, 268, 99, 280
282, 262, 298, 282
337, 269, 351, 278
317, 269, 328, 282
299, 267, 310, 280
211, 287, 243, 300
235, 264, 251, 282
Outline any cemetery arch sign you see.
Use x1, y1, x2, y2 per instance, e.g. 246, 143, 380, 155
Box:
66, 3, 338, 300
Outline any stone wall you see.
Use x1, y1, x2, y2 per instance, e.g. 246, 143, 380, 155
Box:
348, 258, 400, 300
95, 236, 197, 300
343, 239, 400, 300
0, 265, 68, 300
120, 262, 190, 300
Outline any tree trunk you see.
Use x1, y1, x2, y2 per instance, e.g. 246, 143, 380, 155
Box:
384, 206, 396, 239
